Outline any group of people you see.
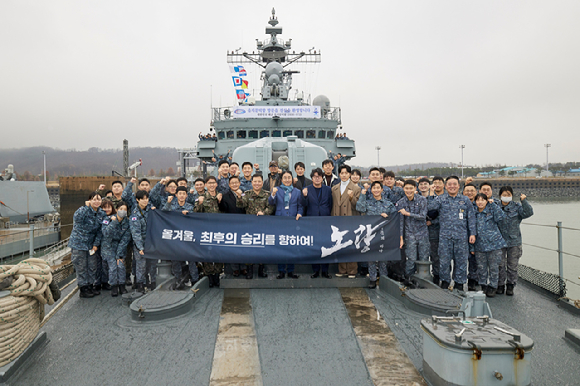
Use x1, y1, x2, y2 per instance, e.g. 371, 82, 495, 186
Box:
68, 157, 533, 299
335, 133, 350, 140
198, 132, 217, 141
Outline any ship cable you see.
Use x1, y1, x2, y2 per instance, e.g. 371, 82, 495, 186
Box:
0, 258, 55, 367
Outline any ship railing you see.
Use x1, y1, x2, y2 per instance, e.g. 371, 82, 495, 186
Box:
0, 224, 62, 245
212, 106, 341, 122
520, 221, 580, 301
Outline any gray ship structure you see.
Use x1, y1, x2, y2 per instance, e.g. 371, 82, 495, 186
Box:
194, 9, 354, 175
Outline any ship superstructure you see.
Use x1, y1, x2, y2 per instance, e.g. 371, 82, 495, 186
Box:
195, 9, 355, 175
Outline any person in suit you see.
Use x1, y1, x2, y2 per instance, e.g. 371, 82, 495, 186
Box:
218, 176, 247, 278
331, 164, 361, 278
268, 170, 304, 279
293, 161, 312, 191
301, 168, 333, 278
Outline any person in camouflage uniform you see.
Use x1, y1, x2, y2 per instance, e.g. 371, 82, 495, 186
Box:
96, 181, 125, 209
216, 160, 231, 195
428, 176, 476, 291
462, 182, 480, 291
497, 186, 534, 296
68, 192, 106, 298
356, 181, 397, 288
473, 193, 507, 297
426, 176, 445, 284
396, 180, 429, 278
121, 177, 151, 288
129, 190, 156, 292
101, 201, 131, 296
235, 174, 275, 279
193, 176, 224, 287
163, 187, 199, 289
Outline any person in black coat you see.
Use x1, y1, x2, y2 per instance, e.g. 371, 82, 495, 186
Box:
218, 176, 247, 277
301, 168, 333, 278
293, 161, 312, 191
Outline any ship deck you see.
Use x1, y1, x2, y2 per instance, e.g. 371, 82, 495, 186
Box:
7, 277, 580, 386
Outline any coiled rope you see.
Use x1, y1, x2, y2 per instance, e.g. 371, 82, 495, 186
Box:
0, 258, 55, 367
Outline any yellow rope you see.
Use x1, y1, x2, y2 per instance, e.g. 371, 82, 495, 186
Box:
0, 258, 54, 367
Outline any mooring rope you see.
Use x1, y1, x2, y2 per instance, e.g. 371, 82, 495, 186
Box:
0, 258, 55, 367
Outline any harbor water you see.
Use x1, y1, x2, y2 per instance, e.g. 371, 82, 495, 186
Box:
520, 199, 580, 300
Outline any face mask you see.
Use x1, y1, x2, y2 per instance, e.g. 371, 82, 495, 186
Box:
117, 210, 127, 218
501, 196, 512, 203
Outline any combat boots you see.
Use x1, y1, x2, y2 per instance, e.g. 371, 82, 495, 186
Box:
101, 283, 112, 290
486, 286, 497, 297
79, 286, 94, 298
118, 284, 128, 295
480, 285, 487, 294
368, 280, 377, 289
89, 284, 100, 296
246, 265, 254, 280
467, 279, 477, 291
432, 275, 440, 286
496, 285, 505, 295
440, 281, 450, 290
506, 284, 515, 296
111, 285, 118, 297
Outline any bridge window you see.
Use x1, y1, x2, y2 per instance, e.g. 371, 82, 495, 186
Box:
227, 130, 234, 139
306, 130, 316, 139
283, 130, 293, 137
272, 130, 282, 137
318, 130, 326, 139
327, 130, 335, 139
294, 130, 304, 138
249, 130, 258, 139
260, 130, 270, 138
237, 130, 246, 139
218, 131, 225, 140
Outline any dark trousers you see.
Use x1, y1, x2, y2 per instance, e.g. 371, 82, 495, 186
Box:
278, 264, 294, 273
312, 264, 329, 273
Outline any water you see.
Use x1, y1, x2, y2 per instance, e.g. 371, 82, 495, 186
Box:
519, 199, 580, 300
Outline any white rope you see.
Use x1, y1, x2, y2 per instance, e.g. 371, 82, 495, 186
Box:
0, 258, 54, 367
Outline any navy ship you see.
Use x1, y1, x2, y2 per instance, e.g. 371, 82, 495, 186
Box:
195, 9, 355, 175
3, 10, 580, 386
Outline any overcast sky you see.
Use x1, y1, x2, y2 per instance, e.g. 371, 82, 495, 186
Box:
1, 1, 579, 168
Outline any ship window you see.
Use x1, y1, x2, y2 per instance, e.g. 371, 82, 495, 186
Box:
306, 130, 316, 139
294, 130, 304, 138
237, 130, 246, 139
318, 130, 325, 139
272, 130, 281, 137
327, 130, 335, 139
227, 130, 234, 139
260, 130, 270, 138
218, 131, 225, 140
249, 130, 258, 139
283, 130, 293, 137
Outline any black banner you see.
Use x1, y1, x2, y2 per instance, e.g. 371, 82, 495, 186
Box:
144, 210, 401, 264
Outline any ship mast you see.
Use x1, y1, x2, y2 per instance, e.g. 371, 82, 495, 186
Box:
227, 9, 321, 102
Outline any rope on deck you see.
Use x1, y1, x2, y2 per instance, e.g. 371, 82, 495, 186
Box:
0, 258, 55, 367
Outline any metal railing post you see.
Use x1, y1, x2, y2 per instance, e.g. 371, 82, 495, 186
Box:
557, 221, 564, 297
29, 223, 35, 257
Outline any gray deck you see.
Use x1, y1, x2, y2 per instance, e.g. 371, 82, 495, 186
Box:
6, 277, 580, 385
368, 280, 580, 386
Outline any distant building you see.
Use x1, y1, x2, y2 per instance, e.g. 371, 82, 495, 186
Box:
568, 168, 580, 177
477, 166, 540, 178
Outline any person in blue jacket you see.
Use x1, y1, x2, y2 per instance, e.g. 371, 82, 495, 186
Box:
496, 186, 534, 296
473, 193, 507, 297
301, 168, 333, 278
268, 170, 304, 279
101, 201, 131, 296
68, 191, 106, 298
